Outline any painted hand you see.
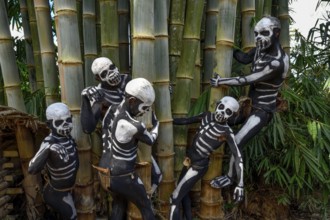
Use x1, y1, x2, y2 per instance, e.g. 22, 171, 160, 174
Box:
210, 73, 222, 87
233, 185, 244, 203
81, 86, 104, 106
50, 144, 69, 162
210, 175, 233, 188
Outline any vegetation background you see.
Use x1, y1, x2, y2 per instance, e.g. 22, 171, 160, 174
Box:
0, 0, 329, 219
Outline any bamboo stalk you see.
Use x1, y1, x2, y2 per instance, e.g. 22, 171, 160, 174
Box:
200, 0, 238, 219
169, 0, 186, 84
118, 0, 130, 74
0, 0, 26, 112
99, 0, 119, 64
172, 0, 204, 179
255, 0, 264, 20
15, 125, 44, 220
130, 0, 156, 218
26, 0, 44, 91
154, 0, 175, 217
19, 0, 37, 92
278, 0, 290, 56
54, 1, 95, 219
34, 0, 60, 106
202, 0, 219, 91
263, 0, 273, 16
83, 0, 98, 86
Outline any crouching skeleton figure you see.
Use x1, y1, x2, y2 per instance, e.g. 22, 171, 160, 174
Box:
210, 16, 289, 189
80, 57, 162, 195
169, 96, 244, 220
28, 103, 79, 220
94, 78, 158, 220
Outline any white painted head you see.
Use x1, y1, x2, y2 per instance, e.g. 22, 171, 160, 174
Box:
125, 78, 155, 117
91, 57, 121, 86
46, 102, 73, 136
254, 16, 281, 51
215, 96, 239, 122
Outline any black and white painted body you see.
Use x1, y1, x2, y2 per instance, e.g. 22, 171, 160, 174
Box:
80, 57, 162, 195
210, 16, 289, 189
28, 103, 79, 220
81, 57, 131, 134
169, 97, 243, 220
100, 78, 159, 220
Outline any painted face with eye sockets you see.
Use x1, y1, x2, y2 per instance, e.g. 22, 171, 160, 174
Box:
91, 57, 121, 86
254, 17, 281, 51
214, 96, 239, 123
46, 103, 73, 137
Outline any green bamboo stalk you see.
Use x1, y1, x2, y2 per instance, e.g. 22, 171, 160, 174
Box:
83, 0, 98, 86
96, 0, 101, 55
200, 0, 238, 219
172, 0, 204, 179
272, 0, 279, 17
26, 0, 44, 91
278, 0, 290, 56
154, 0, 175, 217
19, 0, 37, 92
34, 0, 59, 106
263, 0, 272, 16
241, 0, 255, 53
240, 0, 255, 96
0, 0, 26, 112
255, 0, 264, 20
168, 0, 186, 84
130, 0, 155, 218
188, 41, 202, 209
53, 1, 95, 219
99, 0, 119, 64
202, 0, 219, 91
118, 0, 130, 74
76, 0, 84, 62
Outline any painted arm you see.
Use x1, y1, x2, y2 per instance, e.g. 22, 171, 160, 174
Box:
80, 86, 103, 133
233, 47, 256, 64
226, 132, 244, 202
172, 112, 206, 125
28, 142, 50, 174
136, 112, 159, 146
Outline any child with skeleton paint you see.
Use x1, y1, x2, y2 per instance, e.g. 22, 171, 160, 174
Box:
28, 103, 79, 220
169, 96, 244, 220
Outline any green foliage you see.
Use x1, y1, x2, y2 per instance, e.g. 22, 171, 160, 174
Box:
13, 35, 46, 120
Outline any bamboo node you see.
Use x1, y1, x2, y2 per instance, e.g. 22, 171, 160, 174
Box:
216, 40, 234, 47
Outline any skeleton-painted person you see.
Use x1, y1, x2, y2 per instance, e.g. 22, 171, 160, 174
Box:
81, 57, 162, 194
93, 78, 158, 220
169, 96, 243, 220
28, 103, 79, 220
210, 16, 289, 189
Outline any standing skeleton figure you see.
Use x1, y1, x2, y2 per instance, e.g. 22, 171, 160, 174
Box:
169, 96, 243, 220
80, 57, 162, 195
28, 103, 79, 220
96, 78, 159, 220
210, 16, 289, 189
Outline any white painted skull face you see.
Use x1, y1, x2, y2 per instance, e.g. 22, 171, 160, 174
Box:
215, 96, 239, 123
91, 57, 121, 86
254, 17, 281, 51
46, 103, 73, 137
125, 78, 155, 117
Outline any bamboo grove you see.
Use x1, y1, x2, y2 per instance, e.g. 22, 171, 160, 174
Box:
1, 0, 330, 219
